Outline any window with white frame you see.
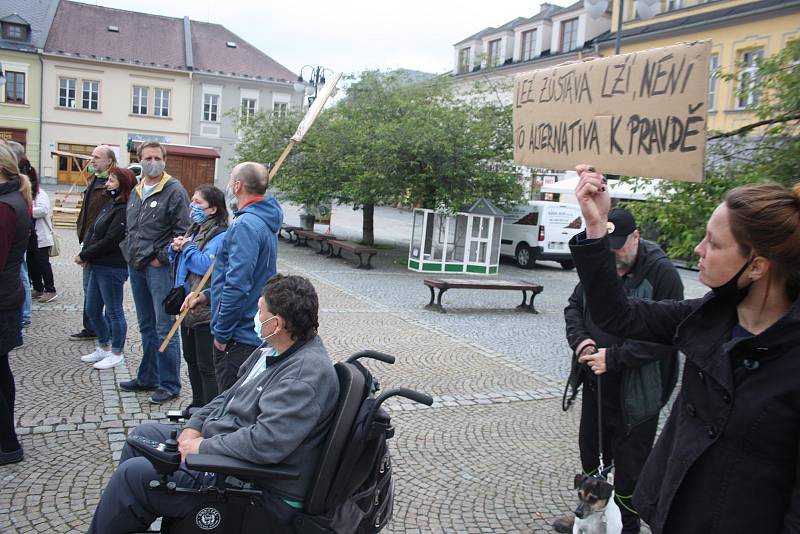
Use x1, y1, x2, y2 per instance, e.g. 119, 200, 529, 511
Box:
4, 71, 25, 104
458, 47, 471, 73
666, 0, 683, 10
59, 78, 76, 108
273, 101, 288, 117
487, 39, 501, 67
154, 88, 170, 117
737, 48, 763, 109
241, 97, 257, 120
81, 80, 99, 110
560, 18, 579, 52
708, 54, 719, 111
521, 30, 537, 61
132, 86, 148, 115
203, 93, 220, 122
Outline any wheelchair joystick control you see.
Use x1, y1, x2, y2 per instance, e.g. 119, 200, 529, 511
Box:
126, 431, 182, 478
164, 429, 179, 453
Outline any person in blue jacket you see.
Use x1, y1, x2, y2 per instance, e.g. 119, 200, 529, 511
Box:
168, 185, 228, 409
184, 162, 282, 391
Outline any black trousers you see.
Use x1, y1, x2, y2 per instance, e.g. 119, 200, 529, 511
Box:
0, 307, 22, 452
88, 423, 297, 534
27, 231, 55, 293
181, 324, 219, 407
213, 341, 258, 392
579, 378, 659, 534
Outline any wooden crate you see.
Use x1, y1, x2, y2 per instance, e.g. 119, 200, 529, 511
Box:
52, 189, 83, 229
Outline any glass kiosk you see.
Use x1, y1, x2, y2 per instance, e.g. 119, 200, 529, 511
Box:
407, 198, 504, 275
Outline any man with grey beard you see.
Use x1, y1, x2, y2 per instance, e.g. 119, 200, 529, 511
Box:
555, 207, 684, 534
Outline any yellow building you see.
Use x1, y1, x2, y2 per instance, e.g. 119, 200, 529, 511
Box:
598, 0, 800, 132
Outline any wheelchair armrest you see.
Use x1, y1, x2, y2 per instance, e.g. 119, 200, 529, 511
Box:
185, 454, 299, 480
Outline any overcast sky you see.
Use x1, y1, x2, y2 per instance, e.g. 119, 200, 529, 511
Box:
92, 0, 559, 76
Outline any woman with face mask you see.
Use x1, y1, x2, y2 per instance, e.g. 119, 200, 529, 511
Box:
76, 167, 136, 371
167, 185, 228, 412
570, 164, 800, 534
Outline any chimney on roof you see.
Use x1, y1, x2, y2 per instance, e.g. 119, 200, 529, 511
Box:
540, 2, 554, 12
183, 16, 194, 71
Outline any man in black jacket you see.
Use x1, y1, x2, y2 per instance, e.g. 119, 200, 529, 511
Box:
71, 145, 116, 341
554, 208, 683, 534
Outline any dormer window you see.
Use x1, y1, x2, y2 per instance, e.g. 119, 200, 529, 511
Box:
3, 23, 27, 41
458, 48, 471, 74
487, 39, 501, 67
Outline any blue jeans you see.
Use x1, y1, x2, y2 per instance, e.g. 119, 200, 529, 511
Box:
128, 264, 181, 394
83, 266, 110, 335
86, 265, 128, 353
20, 255, 31, 324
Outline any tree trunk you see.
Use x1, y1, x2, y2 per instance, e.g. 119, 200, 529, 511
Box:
362, 203, 375, 245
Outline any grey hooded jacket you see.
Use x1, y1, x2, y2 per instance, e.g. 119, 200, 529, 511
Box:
186, 336, 339, 501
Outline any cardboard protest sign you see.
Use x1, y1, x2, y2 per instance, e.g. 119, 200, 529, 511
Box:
513, 41, 711, 182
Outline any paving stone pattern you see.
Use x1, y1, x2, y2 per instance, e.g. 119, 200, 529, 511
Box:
0, 230, 706, 532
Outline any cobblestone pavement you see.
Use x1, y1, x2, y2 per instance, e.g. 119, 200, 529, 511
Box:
1, 228, 706, 533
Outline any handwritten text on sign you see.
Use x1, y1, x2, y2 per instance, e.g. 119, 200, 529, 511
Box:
512, 41, 711, 182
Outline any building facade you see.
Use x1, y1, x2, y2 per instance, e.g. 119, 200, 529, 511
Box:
0, 0, 59, 171
451, 1, 612, 104
599, 0, 800, 132
187, 19, 302, 182
38, 0, 301, 187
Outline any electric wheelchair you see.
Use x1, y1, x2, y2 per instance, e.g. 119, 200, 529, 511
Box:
127, 350, 432, 533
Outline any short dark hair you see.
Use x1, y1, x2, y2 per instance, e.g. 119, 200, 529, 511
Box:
109, 167, 136, 203
195, 185, 229, 226
263, 274, 319, 342
137, 141, 167, 158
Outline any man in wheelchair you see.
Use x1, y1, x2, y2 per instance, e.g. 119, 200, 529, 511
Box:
89, 274, 340, 533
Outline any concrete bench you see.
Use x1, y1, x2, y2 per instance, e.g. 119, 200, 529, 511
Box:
327, 239, 379, 270
423, 278, 543, 314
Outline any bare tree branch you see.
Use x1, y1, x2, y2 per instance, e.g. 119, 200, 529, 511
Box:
709, 113, 800, 140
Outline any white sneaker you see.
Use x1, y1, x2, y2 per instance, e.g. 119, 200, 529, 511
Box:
81, 348, 111, 362
93, 353, 124, 370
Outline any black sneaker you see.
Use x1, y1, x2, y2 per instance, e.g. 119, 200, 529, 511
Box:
70, 329, 97, 341
119, 379, 158, 392
0, 447, 24, 466
552, 515, 575, 533
150, 389, 179, 405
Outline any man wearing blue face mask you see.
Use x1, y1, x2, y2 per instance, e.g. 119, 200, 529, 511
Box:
184, 161, 282, 392
120, 141, 191, 404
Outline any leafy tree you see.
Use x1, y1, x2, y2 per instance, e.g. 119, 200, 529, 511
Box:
623, 41, 800, 263
234, 70, 521, 245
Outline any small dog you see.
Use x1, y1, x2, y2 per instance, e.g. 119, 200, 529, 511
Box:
572, 474, 622, 534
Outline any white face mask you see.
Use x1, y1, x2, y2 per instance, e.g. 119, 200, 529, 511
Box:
255, 314, 279, 342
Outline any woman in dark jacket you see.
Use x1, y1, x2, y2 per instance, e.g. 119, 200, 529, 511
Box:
570, 164, 800, 534
0, 142, 32, 466
167, 185, 228, 410
76, 167, 136, 371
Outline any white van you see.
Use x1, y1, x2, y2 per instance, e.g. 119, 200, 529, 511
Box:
500, 201, 584, 269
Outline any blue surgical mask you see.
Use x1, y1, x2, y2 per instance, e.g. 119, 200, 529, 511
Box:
190, 203, 209, 224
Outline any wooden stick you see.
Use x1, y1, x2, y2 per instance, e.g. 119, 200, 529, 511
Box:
159, 262, 215, 353
268, 139, 296, 182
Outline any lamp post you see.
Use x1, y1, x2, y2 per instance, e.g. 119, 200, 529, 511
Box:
297, 65, 334, 107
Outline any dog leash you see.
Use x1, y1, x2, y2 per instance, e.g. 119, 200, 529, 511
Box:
581, 343, 606, 479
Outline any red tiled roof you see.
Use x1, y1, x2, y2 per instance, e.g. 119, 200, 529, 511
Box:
190, 21, 296, 81
45, 1, 188, 70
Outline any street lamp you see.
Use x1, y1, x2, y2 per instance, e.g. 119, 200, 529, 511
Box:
297, 65, 334, 107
